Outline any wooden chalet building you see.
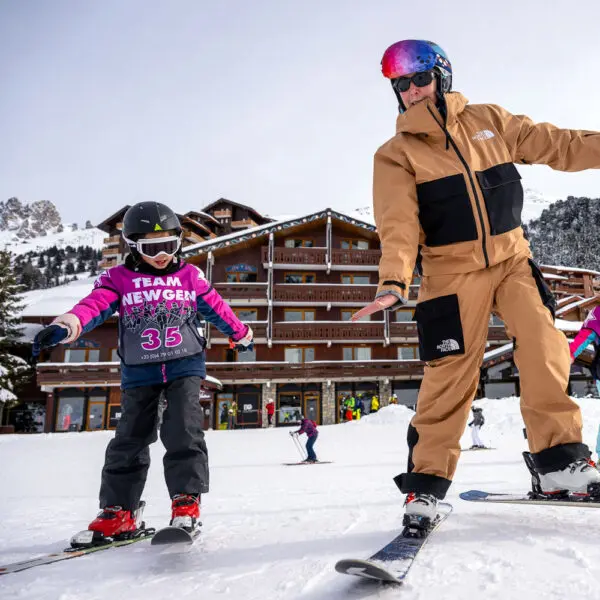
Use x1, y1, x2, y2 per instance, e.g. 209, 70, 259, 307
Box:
8, 201, 600, 433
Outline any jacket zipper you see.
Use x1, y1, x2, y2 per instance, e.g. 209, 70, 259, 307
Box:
161, 363, 167, 383
427, 106, 490, 268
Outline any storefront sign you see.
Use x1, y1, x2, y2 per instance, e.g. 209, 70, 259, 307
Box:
226, 264, 257, 273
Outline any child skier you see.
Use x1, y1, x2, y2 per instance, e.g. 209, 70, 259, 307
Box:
291, 415, 319, 462
468, 406, 485, 449
32, 201, 253, 541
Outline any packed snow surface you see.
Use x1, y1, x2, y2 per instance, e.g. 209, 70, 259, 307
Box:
2, 396, 600, 599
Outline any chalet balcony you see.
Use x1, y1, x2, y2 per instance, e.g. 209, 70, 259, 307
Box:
272, 321, 384, 341
212, 282, 268, 305
36, 359, 425, 387
99, 257, 119, 269
272, 284, 377, 305
262, 246, 382, 271
210, 322, 268, 341
102, 247, 121, 258
231, 218, 258, 229
103, 235, 121, 246
207, 359, 424, 383
329, 248, 381, 271
389, 322, 418, 339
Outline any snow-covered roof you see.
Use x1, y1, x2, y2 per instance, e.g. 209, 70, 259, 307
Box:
17, 322, 45, 342
555, 318, 583, 332
541, 264, 600, 276
483, 342, 513, 362
556, 297, 598, 317
181, 209, 377, 255
543, 273, 569, 281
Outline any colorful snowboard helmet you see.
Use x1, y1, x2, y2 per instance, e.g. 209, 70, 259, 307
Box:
381, 40, 452, 111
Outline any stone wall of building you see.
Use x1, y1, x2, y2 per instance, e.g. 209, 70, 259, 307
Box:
321, 381, 336, 425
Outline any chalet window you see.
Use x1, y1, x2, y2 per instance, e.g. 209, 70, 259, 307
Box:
341, 309, 371, 322
284, 272, 316, 284
234, 308, 259, 321
284, 346, 315, 363
341, 273, 370, 285
284, 309, 315, 321
412, 275, 422, 285
226, 263, 257, 283
110, 348, 119, 361
397, 346, 419, 360
224, 347, 257, 362
395, 309, 414, 322
64, 348, 100, 363
284, 239, 314, 248
55, 391, 85, 432
343, 346, 371, 361
341, 239, 369, 250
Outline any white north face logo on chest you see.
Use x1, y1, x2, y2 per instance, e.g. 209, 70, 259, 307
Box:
472, 129, 495, 142
436, 339, 460, 353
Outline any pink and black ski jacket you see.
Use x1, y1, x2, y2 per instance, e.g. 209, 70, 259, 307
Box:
67, 259, 248, 389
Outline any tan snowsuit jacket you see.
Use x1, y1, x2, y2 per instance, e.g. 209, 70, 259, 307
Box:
374, 91, 600, 299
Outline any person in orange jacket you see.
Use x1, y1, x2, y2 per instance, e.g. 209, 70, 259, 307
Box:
353, 39, 600, 527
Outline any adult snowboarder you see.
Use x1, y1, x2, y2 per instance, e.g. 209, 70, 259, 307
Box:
468, 406, 485, 449
352, 39, 600, 525
32, 202, 254, 541
291, 415, 319, 462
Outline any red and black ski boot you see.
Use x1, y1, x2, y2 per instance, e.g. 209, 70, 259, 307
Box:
170, 494, 201, 532
71, 501, 149, 548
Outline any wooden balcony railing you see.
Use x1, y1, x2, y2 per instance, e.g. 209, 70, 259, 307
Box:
272, 321, 384, 341
207, 359, 424, 382
103, 235, 121, 246
102, 247, 120, 258
389, 322, 418, 338
213, 210, 232, 218
213, 282, 268, 301
263, 246, 327, 265
37, 359, 425, 386
231, 218, 258, 229
330, 248, 381, 267
273, 284, 377, 304
211, 322, 268, 339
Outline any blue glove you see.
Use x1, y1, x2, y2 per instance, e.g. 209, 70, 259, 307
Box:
32, 325, 69, 363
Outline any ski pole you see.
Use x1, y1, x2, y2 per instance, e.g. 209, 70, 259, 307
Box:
290, 432, 307, 460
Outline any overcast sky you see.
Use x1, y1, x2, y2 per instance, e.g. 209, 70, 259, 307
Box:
2, 0, 600, 225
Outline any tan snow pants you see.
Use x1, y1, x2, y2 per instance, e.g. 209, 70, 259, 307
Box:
408, 253, 582, 483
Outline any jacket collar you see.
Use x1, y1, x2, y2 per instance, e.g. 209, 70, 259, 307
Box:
395, 91, 469, 135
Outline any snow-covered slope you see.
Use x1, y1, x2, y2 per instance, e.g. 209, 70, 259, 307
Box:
2, 397, 600, 599
0, 225, 105, 256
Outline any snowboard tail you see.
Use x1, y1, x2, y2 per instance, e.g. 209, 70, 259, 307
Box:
335, 502, 452, 584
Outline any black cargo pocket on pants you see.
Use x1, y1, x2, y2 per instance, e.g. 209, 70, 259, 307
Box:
528, 258, 556, 320
414, 294, 465, 361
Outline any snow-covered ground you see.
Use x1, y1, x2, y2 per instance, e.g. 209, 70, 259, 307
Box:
2, 396, 600, 599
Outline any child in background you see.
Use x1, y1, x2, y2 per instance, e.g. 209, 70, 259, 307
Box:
32, 201, 253, 542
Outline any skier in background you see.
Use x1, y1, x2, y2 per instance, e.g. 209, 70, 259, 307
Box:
569, 304, 600, 462
32, 202, 253, 541
291, 415, 319, 463
353, 38, 600, 526
468, 406, 485, 449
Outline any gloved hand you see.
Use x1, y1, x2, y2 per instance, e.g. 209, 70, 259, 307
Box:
229, 326, 254, 352
31, 325, 69, 364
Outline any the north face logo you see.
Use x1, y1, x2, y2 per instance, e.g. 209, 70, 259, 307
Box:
436, 339, 460, 353
472, 129, 495, 142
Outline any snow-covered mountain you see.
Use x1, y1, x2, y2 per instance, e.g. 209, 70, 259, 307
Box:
346, 187, 558, 226
0, 198, 105, 256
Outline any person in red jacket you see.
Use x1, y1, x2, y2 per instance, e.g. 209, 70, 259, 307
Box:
266, 400, 275, 427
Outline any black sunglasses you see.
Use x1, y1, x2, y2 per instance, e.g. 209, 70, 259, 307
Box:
392, 70, 435, 93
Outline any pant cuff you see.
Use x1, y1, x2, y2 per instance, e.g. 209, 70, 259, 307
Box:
393, 472, 451, 500
530, 442, 590, 475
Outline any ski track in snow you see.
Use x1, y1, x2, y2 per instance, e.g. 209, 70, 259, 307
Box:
2, 397, 600, 599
